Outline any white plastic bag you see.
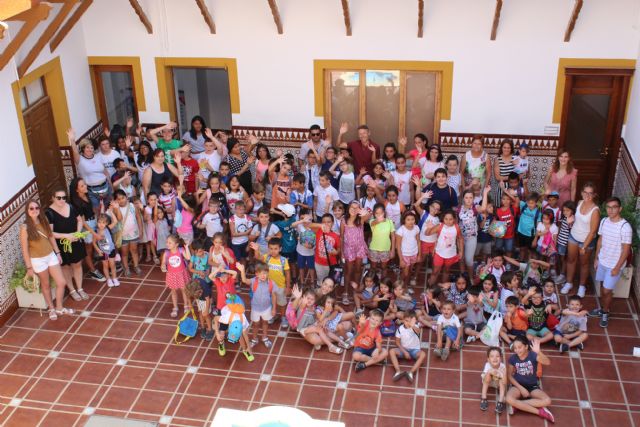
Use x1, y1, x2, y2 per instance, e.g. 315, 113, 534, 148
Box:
480, 311, 503, 347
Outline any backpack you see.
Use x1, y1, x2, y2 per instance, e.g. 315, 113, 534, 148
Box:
256, 222, 274, 243
380, 319, 397, 337
173, 309, 198, 344
285, 301, 306, 329
248, 276, 274, 299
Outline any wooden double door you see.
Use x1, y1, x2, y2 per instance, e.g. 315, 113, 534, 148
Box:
559, 68, 634, 198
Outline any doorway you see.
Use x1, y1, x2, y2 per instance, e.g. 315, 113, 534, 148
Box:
559, 68, 634, 198
91, 65, 138, 131
21, 78, 66, 203
172, 67, 232, 134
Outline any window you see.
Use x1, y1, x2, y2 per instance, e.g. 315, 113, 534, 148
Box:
91, 65, 138, 130
325, 69, 440, 148
20, 77, 46, 110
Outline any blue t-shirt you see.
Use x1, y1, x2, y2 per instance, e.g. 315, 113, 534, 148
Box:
422, 183, 458, 211
251, 279, 273, 312
190, 253, 210, 282
477, 213, 495, 244
509, 351, 538, 387
274, 217, 297, 254
517, 202, 540, 237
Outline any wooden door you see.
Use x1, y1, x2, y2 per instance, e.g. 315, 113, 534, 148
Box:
559, 68, 633, 198
23, 96, 66, 203
91, 65, 138, 130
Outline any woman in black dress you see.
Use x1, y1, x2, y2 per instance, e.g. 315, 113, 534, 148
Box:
46, 188, 89, 301
224, 138, 255, 195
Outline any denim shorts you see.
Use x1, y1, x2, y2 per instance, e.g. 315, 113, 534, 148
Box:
393, 347, 421, 359
297, 254, 314, 269
495, 237, 514, 253
353, 346, 375, 357
87, 182, 112, 208
231, 242, 248, 260
557, 244, 567, 256
527, 327, 551, 337
568, 233, 596, 250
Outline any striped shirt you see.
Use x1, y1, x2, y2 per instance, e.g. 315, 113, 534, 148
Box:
557, 216, 571, 248
597, 218, 632, 269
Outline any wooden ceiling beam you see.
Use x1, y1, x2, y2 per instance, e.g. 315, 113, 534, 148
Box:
18, 0, 77, 77
341, 0, 351, 36
50, 0, 91, 51
417, 0, 424, 38
0, 2, 52, 71
195, 0, 215, 34
0, 0, 36, 20
267, 0, 282, 34
490, 0, 502, 40
128, 0, 152, 34
0, 21, 7, 39
564, 0, 583, 42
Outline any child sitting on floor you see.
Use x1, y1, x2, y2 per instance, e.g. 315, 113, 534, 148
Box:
434, 301, 462, 361
480, 346, 507, 414
464, 287, 486, 343
554, 295, 588, 353
353, 309, 389, 372
500, 296, 528, 347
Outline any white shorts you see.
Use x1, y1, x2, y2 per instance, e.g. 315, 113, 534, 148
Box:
250, 307, 273, 322
273, 285, 287, 306
596, 264, 622, 290
196, 299, 209, 313
31, 252, 59, 274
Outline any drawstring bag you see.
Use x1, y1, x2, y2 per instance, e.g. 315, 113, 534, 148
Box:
174, 309, 198, 344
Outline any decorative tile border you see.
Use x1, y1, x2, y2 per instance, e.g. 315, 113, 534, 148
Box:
613, 139, 640, 199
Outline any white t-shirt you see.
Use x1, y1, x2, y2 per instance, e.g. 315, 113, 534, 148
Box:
481, 362, 506, 381
395, 324, 421, 351
435, 224, 459, 259
77, 155, 107, 186
536, 223, 558, 238
499, 288, 514, 315
314, 185, 339, 217
219, 306, 249, 329
437, 313, 461, 329
396, 225, 420, 257
337, 171, 356, 204
98, 150, 121, 177
392, 170, 412, 205
202, 212, 224, 237
296, 224, 316, 257
420, 213, 440, 243
598, 218, 633, 268
195, 149, 226, 182
385, 201, 403, 229
230, 214, 252, 245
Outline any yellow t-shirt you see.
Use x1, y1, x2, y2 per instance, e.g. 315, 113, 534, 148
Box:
262, 254, 290, 289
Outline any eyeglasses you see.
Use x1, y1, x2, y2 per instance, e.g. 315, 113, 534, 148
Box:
605, 205, 620, 209
310, 133, 321, 137
28, 206, 40, 211
54, 195, 67, 200
582, 191, 594, 196
339, 147, 349, 151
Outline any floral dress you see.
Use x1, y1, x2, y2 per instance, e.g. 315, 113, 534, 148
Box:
342, 223, 368, 262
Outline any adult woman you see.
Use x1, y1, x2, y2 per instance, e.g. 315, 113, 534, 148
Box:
20, 200, 74, 320
45, 188, 88, 302
506, 337, 555, 423
561, 182, 600, 298
254, 143, 272, 184
142, 149, 184, 197
493, 139, 515, 201
460, 135, 492, 188
182, 115, 207, 153
66, 129, 112, 216
135, 141, 154, 183
224, 138, 255, 195
69, 177, 105, 282
421, 144, 445, 184
544, 151, 578, 206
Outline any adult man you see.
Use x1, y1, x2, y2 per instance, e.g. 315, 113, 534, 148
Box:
298, 124, 329, 169
337, 123, 380, 174
589, 197, 633, 328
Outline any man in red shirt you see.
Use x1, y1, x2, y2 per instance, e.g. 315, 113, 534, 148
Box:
337, 123, 380, 174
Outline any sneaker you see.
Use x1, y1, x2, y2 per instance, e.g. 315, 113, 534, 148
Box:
280, 317, 289, 329
600, 312, 609, 328
554, 274, 566, 285
107, 279, 115, 288
242, 350, 255, 362
89, 270, 107, 282
250, 338, 259, 348
204, 330, 214, 342
314, 344, 322, 351
559, 344, 569, 353
433, 348, 442, 357
466, 336, 477, 344
538, 407, 555, 423
577, 343, 584, 351
153, 256, 160, 265
407, 287, 415, 295
338, 339, 351, 349
262, 338, 273, 349
496, 401, 505, 414
124, 269, 132, 277
134, 266, 142, 275
392, 371, 405, 382
588, 308, 603, 318
78, 289, 89, 300
441, 348, 450, 361
218, 342, 226, 356
354, 308, 365, 318
508, 404, 514, 415
577, 285, 586, 298
560, 283, 573, 295
480, 398, 489, 411
268, 314, 279, 325
355, 362, 367, 372
410, 278, 417, 286
200, 328, 207, 339
112, 278, 120, 287
406, 371, 414, 383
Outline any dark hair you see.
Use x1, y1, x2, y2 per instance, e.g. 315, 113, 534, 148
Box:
427, 286, 442, 299
386, 185, 398, 195
257, 206, 270, 217
293, 173, 306, 185
319, 170, 332, 180
499, 139, 514, 156
226, 137, 240, 153
346, 201, 363, 227
526, 193, 539, 203
152, 148, 165, 159
321, 213, 334, 223
113, 189, 127, 199
383, 143, 397, 160
357, 125, 370, 131
369, 308, 384, 319
113, 158, 125, 170
402, 211, 417, 225
309, 124, 321, 132
68, 177, 85, 209
500, 271, 515, 286
268, 237, 282, 247
542, 209, 556, 225
552, 150, 574, 174
605, 196, 622, 207
404, 309, 418, 320
562, 200, 576, 215
255, 143, 272, 160
512, 335, 530, 349
428, 144, 444, 162
414, 133, 428, 145
487, 346, 502, 358
137, 141, 154, 167
188, 116, 206, 140
568, 295, 582, 303
219, 161, 230, 169
434, 167, 448, 177
491, 249, 504, 258
482, 274, 498, 291
394, 153, 406, 161
299, 207, 311, 217
507, 172, 520, 182
505, 295, 520, 306
147, 191, 158, 199
467, 286, 481, 297
191, 239, 205, 251
442, 209, 457, 221
445, 154, 458, 164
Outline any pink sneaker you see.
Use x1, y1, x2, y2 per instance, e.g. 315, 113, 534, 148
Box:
538, 407, 555, 423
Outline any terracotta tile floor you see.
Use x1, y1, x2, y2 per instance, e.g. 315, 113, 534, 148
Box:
1, 262, 640, 426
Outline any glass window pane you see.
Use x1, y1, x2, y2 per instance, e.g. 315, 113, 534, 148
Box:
405, 72, 437, 149
20, 88, 28, 110
365, 70, 400, 146
330, 71, 360, 143
100, 71, 136, 128
25, 77, 45, 105
564, 94, 610, 160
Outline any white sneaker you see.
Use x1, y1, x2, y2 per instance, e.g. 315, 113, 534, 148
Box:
554, 274, 566, 285
577, 285, 586, 298
466, 336, 477, 343
112, 278, 120, 287
107, 279, 115, 288
560, 283, 573, 295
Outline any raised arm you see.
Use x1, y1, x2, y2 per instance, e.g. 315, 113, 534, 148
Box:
66, 129, 80, 165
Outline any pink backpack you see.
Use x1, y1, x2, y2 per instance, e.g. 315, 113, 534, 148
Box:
285, 300, 306, 329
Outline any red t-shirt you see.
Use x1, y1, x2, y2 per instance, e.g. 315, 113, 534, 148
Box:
348, 139, 381, 174
180, 157, 200, 194
496, 205, 520, 239
315, 230, 340, 266
214, 275, 236, 309
354, 321, 382, 349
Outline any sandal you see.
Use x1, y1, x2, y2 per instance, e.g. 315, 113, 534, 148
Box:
250, 338, 259, 348
48, 309, 58, 321
329, 345, 344, 355
69, 290, 82, 301
77, 289, 89, 300
55, 308, 74, 316
262, 337, 273, 349
170, 307, 178, 318
338, 339, 351, 349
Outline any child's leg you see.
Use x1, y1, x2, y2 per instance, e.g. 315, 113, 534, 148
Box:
180, 288, 191, 310
261, 319, 268, 339
121, 245, 130, 272
353, 292, 363, 310
499, 328, 512, 344
569, 332, 588, 348
465, 326, 481, 338
441, 264, 451, 284
368, 348, 388, 366
130, 242, 139, 267
481, 372, 492, 399
101, 259, 110, 279
251, 321, 259, 340
170, 289, 178, 310
352, 350, 371, 363
203, 299, 212, 331
429, 265, 443, 286
411, 351, 426, 373
444, 335, 452, 350
108, 259, 117, 279
389, 348, 401, 372
539, 330, 554, 344
436, 328, 443, 348
498, 376, 507, 402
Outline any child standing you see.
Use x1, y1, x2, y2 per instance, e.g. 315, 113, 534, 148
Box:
210, 266, 238, 314
457, 190, 480, 278
176, 188, 197, 246
161, 234, 192, 318
395, 212, 421, 287
185, 280, 212, 341
249, 207, 281, 258
330, 156, 356, 204
225, 175, 248, 216
480, 347, 507, 413
112, 189, 143, 276
259, 238, 291, 328
353, 310, 389, 372
494, 193, 519, 257
434, 301, 462, 361
188, 241, 211, 334
155, 207, 170, 256
158, 178, 177, 221
368, 204, 395, 277
272, 204, 298, 285
392, 154, 413, 206
213, 293, 254, 361
516, 193, 541, 261
428, 210, 463, 286
554, 201, 576, 284
229, 201, 253, 264
313, 171, 340, 221
197, 199, 224, 250
142, 192, 159, 263
289, 173, 314, 218
390, 310, 426, 383
93, 213, 119, 287
293, 209, 316, 286
384, 186, 405, 229
533, 209, 558, 262
341, 201, 371, 303
415, 197, 441, 271
237, 263, 276, 348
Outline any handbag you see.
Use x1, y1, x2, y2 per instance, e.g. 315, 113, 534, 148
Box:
479, 311, 503, 347
173, 308, 198, 344
322, 232, 343, 285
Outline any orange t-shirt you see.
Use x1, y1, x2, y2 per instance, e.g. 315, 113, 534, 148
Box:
354, 321, 382, 350
508, 308, 528, 332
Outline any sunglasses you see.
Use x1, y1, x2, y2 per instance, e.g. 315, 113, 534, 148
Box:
55, 195, 67, 200
310, 133, 321, 137
28, 206, 40, 211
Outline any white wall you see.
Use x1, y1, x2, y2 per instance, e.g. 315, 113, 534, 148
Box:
622, 14, 640, 166
79, 0, 640, 135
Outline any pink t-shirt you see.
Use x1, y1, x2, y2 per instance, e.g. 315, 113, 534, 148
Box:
166, 249, 187, 273
177, 209, 194, 234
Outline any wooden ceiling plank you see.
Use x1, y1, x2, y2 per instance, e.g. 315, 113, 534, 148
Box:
128, 0, 152, 34
490, 0, 502, 40
417, 0, 424, 38
341, 0, 351, 36
49, 0, 91, 51
564, 0, 583, 42
267, 0, 283, 34
0, 2, 51, 71
18, 0, 77, 77
195, 0, 215, 34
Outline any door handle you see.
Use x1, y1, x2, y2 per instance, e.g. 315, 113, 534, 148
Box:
600, 147, 609, 157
